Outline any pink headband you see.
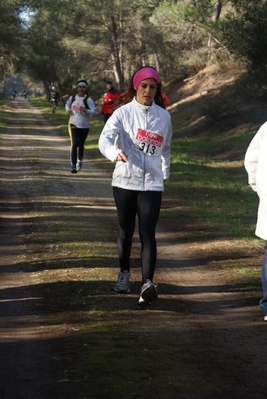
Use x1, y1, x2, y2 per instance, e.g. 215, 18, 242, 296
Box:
133, 67, 161, 90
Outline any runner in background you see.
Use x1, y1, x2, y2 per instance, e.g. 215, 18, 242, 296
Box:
49, 86, 60, 110
101, 80, 120, 123
65, 79, 97, 173
161, 90, 170, 107
48, 86, 59, 113
22, 89, 28, 100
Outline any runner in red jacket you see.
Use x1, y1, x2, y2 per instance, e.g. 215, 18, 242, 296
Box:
101, 80, 120, 123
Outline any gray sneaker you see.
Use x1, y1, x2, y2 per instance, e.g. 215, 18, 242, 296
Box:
114, 271, 130, 293
138, 280, 158, 306
77, 160, 82, 171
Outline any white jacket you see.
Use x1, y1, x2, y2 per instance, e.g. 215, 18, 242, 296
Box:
244, 121, 267, 240
98, 98, 172, 191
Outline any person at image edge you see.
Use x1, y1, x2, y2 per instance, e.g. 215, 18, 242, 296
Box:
245, 122, 267, 322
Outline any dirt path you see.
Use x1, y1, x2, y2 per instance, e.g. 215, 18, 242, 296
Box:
0, 99, 266, 399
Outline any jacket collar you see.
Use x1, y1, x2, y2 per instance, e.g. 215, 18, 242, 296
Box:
132, 97, 155, 112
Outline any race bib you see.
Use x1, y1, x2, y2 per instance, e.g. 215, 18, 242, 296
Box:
135, 129, 163, 156
72, 102, 85, 114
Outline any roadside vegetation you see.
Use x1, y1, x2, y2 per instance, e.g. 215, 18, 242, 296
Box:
0, 99, 12, 135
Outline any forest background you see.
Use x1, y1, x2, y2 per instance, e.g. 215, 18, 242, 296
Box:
2, 0, 267, 98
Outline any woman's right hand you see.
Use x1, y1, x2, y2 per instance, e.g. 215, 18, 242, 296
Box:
116, 152, 128, 162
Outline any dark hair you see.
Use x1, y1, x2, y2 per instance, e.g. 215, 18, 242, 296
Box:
113, 66, 165, 111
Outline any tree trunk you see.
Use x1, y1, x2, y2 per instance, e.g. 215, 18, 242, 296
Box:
109, 15, 124, 91
208, 0, 222, 62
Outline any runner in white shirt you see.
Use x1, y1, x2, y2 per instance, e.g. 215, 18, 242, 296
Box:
65, 80, 97, 173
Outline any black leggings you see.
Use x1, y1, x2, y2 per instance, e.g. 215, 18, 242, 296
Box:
113, 187, 162, 284
70, 125, 89, 166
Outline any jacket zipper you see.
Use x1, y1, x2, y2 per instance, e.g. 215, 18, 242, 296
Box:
142, 107, 149, 190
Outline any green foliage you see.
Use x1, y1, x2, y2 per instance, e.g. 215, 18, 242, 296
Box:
149, 0, 235, 77
0, 0, 25, 80
0, 98, 11, 135
22, 0, 166, 93
3, 0, 267, 95
234, 68, 267, 99
221, 1, 267, 69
